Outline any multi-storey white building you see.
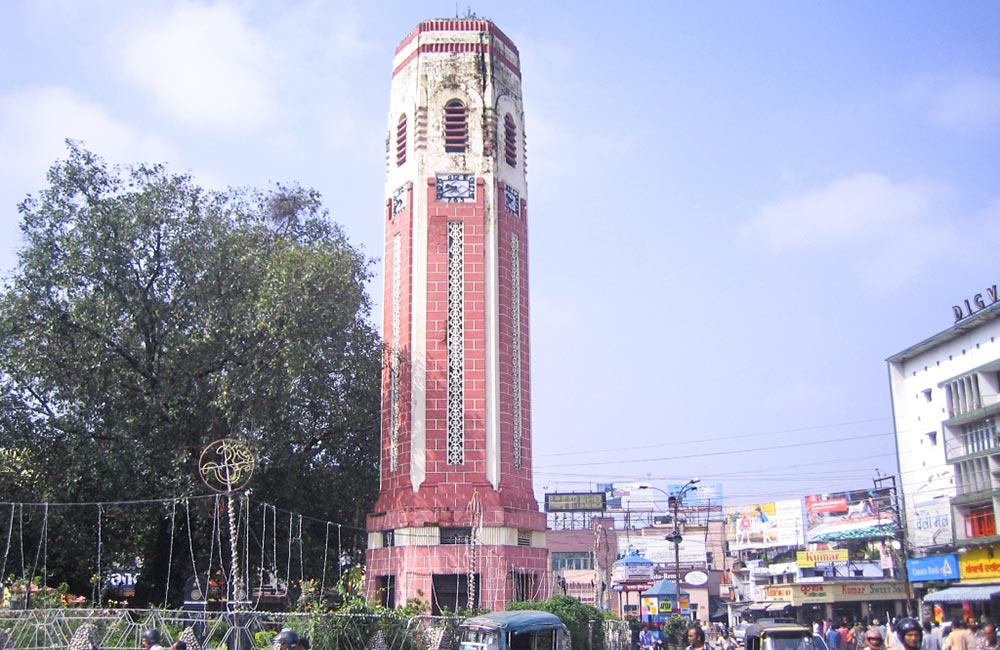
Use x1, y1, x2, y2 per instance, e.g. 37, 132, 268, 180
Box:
889, 289, 1000, 557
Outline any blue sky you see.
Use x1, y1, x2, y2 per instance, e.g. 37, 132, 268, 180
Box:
2, 1, 999, 507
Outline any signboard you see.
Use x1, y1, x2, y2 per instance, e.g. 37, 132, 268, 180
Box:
910, 491, 954, 548
642, 597, 659, 615
797, 549, 849, 567
106, 567, 140, 597
725, 500, 804, 550
668, 482, 724, 508
618, 536, 706, 566
685, 570, 709, 586
765, 581, 905, 604
612, 562, 655, 583
959, 546, 1000, 583
907, 554, 959, 583
545, 492, 606, 513
804, 488, 895, 543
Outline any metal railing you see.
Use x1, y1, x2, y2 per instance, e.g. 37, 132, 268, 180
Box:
0, 608, 631, 650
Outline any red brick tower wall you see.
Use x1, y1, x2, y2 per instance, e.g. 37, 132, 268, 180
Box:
367, 18, 547, 612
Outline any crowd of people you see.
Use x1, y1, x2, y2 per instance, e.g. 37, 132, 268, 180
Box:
815, 618, 1000, 650
637, 617, 1000, 650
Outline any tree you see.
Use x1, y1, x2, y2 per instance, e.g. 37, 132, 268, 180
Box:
509, 595, 607, 650
0, 142, 382, 604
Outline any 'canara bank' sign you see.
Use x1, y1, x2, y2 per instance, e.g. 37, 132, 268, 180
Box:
906, 554, 958, 583
766, 581, 906, 604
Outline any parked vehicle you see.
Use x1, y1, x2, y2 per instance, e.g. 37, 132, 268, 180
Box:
734, 624, 751, 646
460, 611, 571, 650
744, 622, 818, 650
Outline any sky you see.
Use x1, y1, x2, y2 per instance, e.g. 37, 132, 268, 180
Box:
2, 1, 999, 510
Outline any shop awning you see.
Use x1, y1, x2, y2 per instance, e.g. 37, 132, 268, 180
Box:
748, 602, 770, 611
923, 585, 1000, 603
768, 602, 792, 612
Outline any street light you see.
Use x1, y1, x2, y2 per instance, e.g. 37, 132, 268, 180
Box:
638, 478, 700, 616
670, 478, 700, 617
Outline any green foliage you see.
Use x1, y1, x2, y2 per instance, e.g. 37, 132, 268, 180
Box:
662, 616, 688, 646
509, 595, 606, 650
0, 142, 382, 603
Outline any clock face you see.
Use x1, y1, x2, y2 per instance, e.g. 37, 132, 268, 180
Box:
504, 185, 520, 216
391, 185, 407, 216
435, 173, 476, 203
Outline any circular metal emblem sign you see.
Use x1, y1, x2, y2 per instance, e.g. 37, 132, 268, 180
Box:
198, 438, 255, 493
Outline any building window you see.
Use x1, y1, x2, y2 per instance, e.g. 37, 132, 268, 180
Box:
947, 374, 983, 417
956, 456, 992, 495
965, 505, 996, 538
504, 113, 517, 167
440, 527, 473, 545
551, 551, 593, 571
517, 529, 532, 547
382, 530, 395, 547
444, 100, 468, 153
960, 418, 997, 456
396, 114, 407, 166
926, 431, 938, 447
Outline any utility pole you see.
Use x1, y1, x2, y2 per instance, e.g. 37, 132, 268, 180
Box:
874, 474, 914, 615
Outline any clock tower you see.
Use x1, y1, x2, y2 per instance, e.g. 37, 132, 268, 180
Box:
365, 18, 547, 612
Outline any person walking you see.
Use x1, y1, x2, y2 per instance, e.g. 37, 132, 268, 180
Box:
923, 622, 942, 650
830, 623, 846, 650
863, 627, 886, 650
976, 624, 1000, 650
687, 626, 712, 650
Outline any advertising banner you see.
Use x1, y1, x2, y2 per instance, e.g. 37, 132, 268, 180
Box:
804, 488, 895, 542
668, 482, 724, 508
959, 546, 1000, 583
725, 500, 804, 550
618, 536, 707, 566
909, 493, 954, 548
907, 554, 959, 583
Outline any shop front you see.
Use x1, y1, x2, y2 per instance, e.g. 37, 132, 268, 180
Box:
764, 581, 908, 624
922, 546, 1000, 623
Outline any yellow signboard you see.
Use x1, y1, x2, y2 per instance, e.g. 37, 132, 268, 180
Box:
797, 549, 849, 567
765, 581, 905, 604
959, 546, 1000, 583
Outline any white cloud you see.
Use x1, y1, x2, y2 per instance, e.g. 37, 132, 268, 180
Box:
905, 74, 1000, 133
116, 2, 278, 132
745, 172, 1000, 292
0, 85, 174, 275
0, 86, 172, 186
747, 172, 938, 250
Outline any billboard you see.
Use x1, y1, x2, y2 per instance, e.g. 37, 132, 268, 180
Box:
910, 493, 953, 548
725, 500, 804, 550
545, 492, 606, 512
667, 482, 724, 508
804, 488, 895, 543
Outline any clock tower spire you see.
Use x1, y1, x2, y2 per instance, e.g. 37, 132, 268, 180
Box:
365, 18, 546, 612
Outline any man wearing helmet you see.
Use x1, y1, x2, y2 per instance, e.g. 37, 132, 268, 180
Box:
275, 629, 300, 649
141, 629, 164, 650
897, 618, 923, 650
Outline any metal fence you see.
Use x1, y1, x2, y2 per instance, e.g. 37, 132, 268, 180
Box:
0, 609, 633, 650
